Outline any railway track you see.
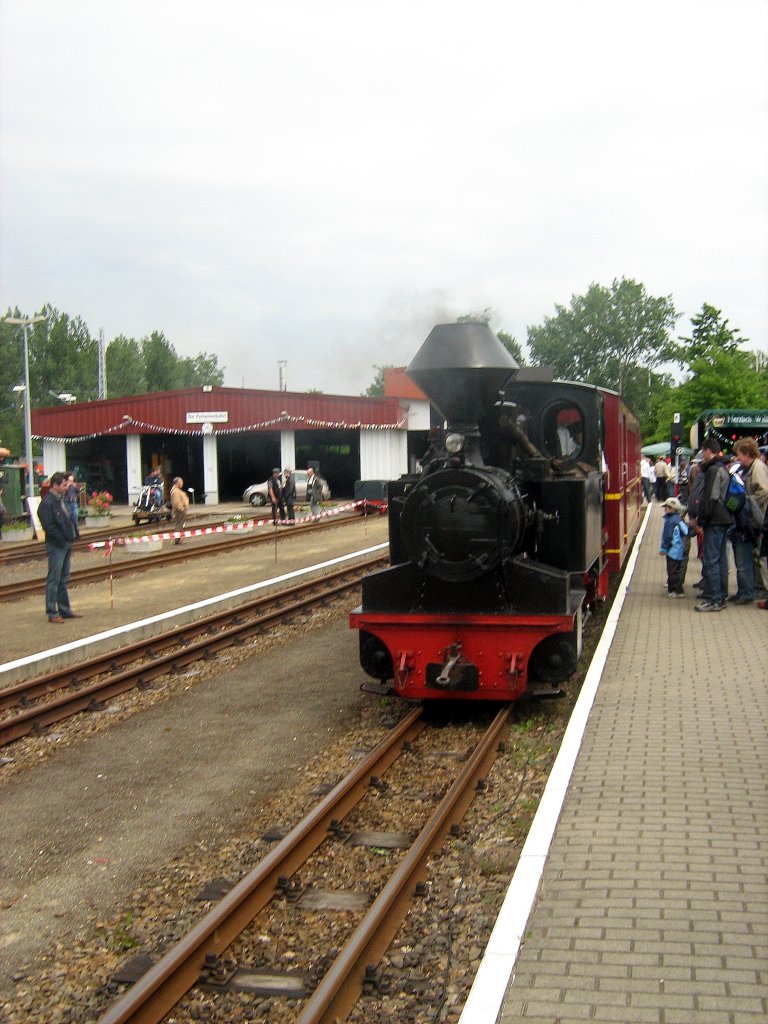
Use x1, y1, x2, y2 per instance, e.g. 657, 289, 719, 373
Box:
0, 511, 366, 601
0, 514, 231, 567
95, 706, 511, 1024
0, 554, 387, 747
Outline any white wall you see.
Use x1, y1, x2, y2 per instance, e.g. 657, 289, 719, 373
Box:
401, 398, 431, 431
280, 429, 296, 472
203, 433, 219, 505
42, 439, 66, 476
359, 429, 408, 481
126, 435, 142, 503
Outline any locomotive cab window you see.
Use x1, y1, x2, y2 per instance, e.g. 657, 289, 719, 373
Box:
544, 403, 585, 460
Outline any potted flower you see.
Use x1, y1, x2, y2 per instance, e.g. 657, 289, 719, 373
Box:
86, 490, 114, 526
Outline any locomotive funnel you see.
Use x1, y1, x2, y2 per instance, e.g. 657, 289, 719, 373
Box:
407, 322, 519, 425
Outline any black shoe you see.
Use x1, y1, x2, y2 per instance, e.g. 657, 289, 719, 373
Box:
692, 580, 704, 589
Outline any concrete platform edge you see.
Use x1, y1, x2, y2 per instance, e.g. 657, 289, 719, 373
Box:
0, 542, 388, 686
458, 503, 653, 1024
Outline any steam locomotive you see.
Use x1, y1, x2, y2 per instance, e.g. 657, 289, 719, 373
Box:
349, 322, 642, 701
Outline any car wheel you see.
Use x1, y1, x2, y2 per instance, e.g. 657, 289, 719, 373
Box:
250, 493, 267, 507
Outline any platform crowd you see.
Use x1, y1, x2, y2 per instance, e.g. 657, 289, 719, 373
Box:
647, 438, 768, 612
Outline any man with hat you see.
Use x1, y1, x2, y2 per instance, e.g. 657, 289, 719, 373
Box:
268, 468, 285, 525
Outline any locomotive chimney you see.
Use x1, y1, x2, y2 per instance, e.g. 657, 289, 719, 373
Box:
407, 322, 519, 427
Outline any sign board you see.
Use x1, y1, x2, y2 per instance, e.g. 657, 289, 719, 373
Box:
186, 411, 228, 424
26, 495, 43, 540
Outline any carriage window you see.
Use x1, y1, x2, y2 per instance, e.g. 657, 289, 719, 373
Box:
543, 403, 584, 459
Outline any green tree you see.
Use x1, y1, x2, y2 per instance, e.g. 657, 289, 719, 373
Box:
32, 306, 98, 405
678, 303, 748, 366
648, 305, 767, 443
0, 310, 26, 453
527, 278, 681, 410
106, 336, 146, 397
497, 329, 526, 366
176, 352, 225, 389
141, 331, 179, 391
362, 365, 394, 397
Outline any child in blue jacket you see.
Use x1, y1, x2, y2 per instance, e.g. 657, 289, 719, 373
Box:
659, 496, 691, 596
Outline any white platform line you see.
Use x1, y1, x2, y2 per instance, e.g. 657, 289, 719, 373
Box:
458, 504, 653, 1024
0, 543, 389, 675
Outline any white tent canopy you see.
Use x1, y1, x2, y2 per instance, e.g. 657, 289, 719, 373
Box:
641, 442, 693, 458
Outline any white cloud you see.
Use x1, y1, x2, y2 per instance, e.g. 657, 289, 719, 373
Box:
2, 0, 766, 394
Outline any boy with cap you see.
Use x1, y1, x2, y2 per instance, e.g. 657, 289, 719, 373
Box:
659, 496, 690, 597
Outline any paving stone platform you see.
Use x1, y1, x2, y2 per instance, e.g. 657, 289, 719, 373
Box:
496, 503, 767, 1023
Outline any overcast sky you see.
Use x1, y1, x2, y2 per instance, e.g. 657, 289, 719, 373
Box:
2, 0, 767, 397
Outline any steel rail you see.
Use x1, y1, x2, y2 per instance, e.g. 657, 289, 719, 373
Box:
0, 512, 365, 601
0, 556, 387, 715
296, 705, 511, 1024
0, 515, 231, 565
0, 560, 385, 747
95, 707, 426, 1024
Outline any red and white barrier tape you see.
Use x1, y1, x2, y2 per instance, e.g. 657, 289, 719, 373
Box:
88, 499, 386, 552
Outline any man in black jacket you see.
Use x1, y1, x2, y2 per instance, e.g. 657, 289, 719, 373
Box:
283, 467, 296, 524
38, 471, 81, 623
267, 468, 285, 525
688, 438, 734, 612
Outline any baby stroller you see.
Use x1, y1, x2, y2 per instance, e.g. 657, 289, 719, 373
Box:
132, 484, 172, 525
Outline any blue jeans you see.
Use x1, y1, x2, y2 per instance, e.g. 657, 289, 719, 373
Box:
701, 525, 730, 604
45, 541, 73, 618
732, 532, 756, 600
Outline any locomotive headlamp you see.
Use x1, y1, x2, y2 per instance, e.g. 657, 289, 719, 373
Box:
445, 432, 465, 454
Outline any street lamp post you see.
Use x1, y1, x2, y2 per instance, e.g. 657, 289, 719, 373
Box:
4, 313, 46, 505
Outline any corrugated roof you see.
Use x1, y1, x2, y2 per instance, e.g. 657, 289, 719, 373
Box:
384, 368, 427, 401
32, 387, 408, 441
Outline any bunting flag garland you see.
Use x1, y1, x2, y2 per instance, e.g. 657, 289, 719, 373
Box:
35, 410, 409, 443
88, 500, 387, 552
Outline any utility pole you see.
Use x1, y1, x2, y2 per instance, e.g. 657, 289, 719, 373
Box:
98, 328, 107, 399
4, 313, 47, 503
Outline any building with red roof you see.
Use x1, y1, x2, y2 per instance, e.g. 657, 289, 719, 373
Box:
32, 383, 431, 504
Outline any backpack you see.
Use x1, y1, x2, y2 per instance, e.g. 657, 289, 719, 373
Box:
728, 468, 764, 539
677, 520, 691, 557
725, 468, 746, 513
